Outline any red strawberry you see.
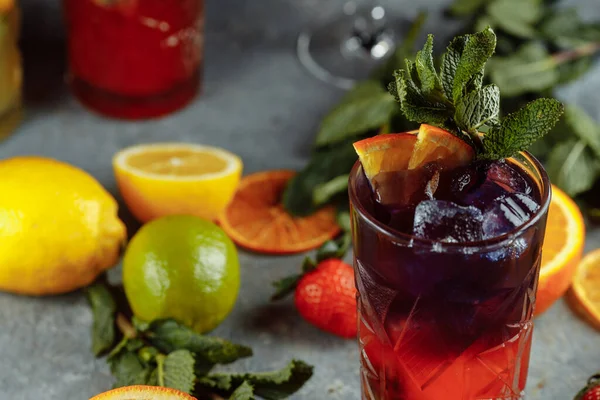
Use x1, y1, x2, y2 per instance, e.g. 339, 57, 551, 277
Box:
576, 374, 600, 400
293, 258, 357, 338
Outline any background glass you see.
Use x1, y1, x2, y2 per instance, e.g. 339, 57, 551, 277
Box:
0, 0, 22, 139
349, 152, 551, 399
297, 0, 404, 89
63, 0, 204, 120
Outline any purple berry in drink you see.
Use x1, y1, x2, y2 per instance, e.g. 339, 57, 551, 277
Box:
413, 200, 484, 242
482, 193, 540, 238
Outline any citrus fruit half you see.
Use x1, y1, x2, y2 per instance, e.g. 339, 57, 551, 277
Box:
90, 385, 197, 400
568, 249, 600, 331
219, 170, 341, 254
535, 184, 585, 316
113, 143, 243, 223
0, 156, 126, 295
123, 215, 240, 333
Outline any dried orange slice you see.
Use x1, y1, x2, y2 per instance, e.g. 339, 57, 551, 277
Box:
219, 170, 341, 254
568, 249, 600, 331
535, 185, 585, 316
408, 124, 475, 169
90, 385, 197, 400
353, 132, 417, 179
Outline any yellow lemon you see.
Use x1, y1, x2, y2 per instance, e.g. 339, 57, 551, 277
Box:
0, 156, 126, 295
112, 143, 243, 223
122, 215, 240, 333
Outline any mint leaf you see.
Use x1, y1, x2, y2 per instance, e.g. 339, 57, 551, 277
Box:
197, 360, 314, 400
312, 174, 350, 207
563, 105, 600, 157
389, 69, 453, 126
271, 274, 302, 301
86, 283, 117, 356
158, 350, 195, 393
487, 42, 557, 97
455, 84, 500, 133
440, 36, 467, 101
283, 138, 359, 216
147, 319, 252, 365
547, 140, 599, 196
449, 0, 487, 15
315, 81, 396, 147
487, 0, 542, 39
230, 381, 255, 400
482, 98, 564, 159
452, 27, 496, 103
109, 350, 152, 388
415, 35, 443, 96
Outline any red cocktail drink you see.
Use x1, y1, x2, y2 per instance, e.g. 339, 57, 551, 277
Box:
63, 0, 203, 119
349, 142, 551, 399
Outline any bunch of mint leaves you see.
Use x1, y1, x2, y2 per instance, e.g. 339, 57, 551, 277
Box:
86, 283, 313, 400
283, 0, 600, 219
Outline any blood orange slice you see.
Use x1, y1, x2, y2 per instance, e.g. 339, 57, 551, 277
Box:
408, 124, 475, 169
353, 132, 417, 180
219, 170, 341, 254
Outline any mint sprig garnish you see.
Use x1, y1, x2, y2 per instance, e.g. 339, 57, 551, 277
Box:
86, 282, 313, 399
389, 27, 564, 159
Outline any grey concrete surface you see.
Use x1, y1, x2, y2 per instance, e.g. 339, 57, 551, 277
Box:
0, 0, 599, 399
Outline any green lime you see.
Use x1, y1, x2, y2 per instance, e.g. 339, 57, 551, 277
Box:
122, 215, 240, 333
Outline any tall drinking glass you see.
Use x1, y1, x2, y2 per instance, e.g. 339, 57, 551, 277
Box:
349, 152, 551, 399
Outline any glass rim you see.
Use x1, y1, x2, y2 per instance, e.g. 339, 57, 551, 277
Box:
348, 151, 552, 252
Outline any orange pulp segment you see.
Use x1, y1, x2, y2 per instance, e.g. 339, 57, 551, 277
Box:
219, 170, 341, 254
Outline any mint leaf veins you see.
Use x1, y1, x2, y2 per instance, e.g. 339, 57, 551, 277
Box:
389, 27, 565, 159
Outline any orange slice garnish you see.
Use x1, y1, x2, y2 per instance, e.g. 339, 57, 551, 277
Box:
90, 385, 197, 400
408, 124, 475, 169
219, 170, 341, 254
568, 250, 600, 331
353, 132, 417, 180
535, 184, 585, 316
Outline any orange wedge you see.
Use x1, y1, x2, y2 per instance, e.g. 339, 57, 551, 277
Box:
408, 124, 475, 169
568, 249, 600, 331
90, 385, 197, 400
535, 185, 585, 316
219, 170, 341, 254
113, 143, 242, 223
353, 132, 417, 179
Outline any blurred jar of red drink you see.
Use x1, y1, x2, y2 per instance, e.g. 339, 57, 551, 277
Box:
63, 0, 203, 120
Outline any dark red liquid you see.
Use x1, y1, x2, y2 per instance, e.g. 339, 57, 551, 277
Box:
350, 158, 548, 400
63, 0, 203, 119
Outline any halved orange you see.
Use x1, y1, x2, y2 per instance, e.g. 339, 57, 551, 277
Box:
568, 249, 600, 331
353, 132, 417, 179
535, 185, 585, 316
90, 385, 197, 400
218, 170, 341, 254
408, 124, 475, 169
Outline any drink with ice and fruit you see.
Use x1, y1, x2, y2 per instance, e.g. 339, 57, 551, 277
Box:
349, 27, 562, 400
